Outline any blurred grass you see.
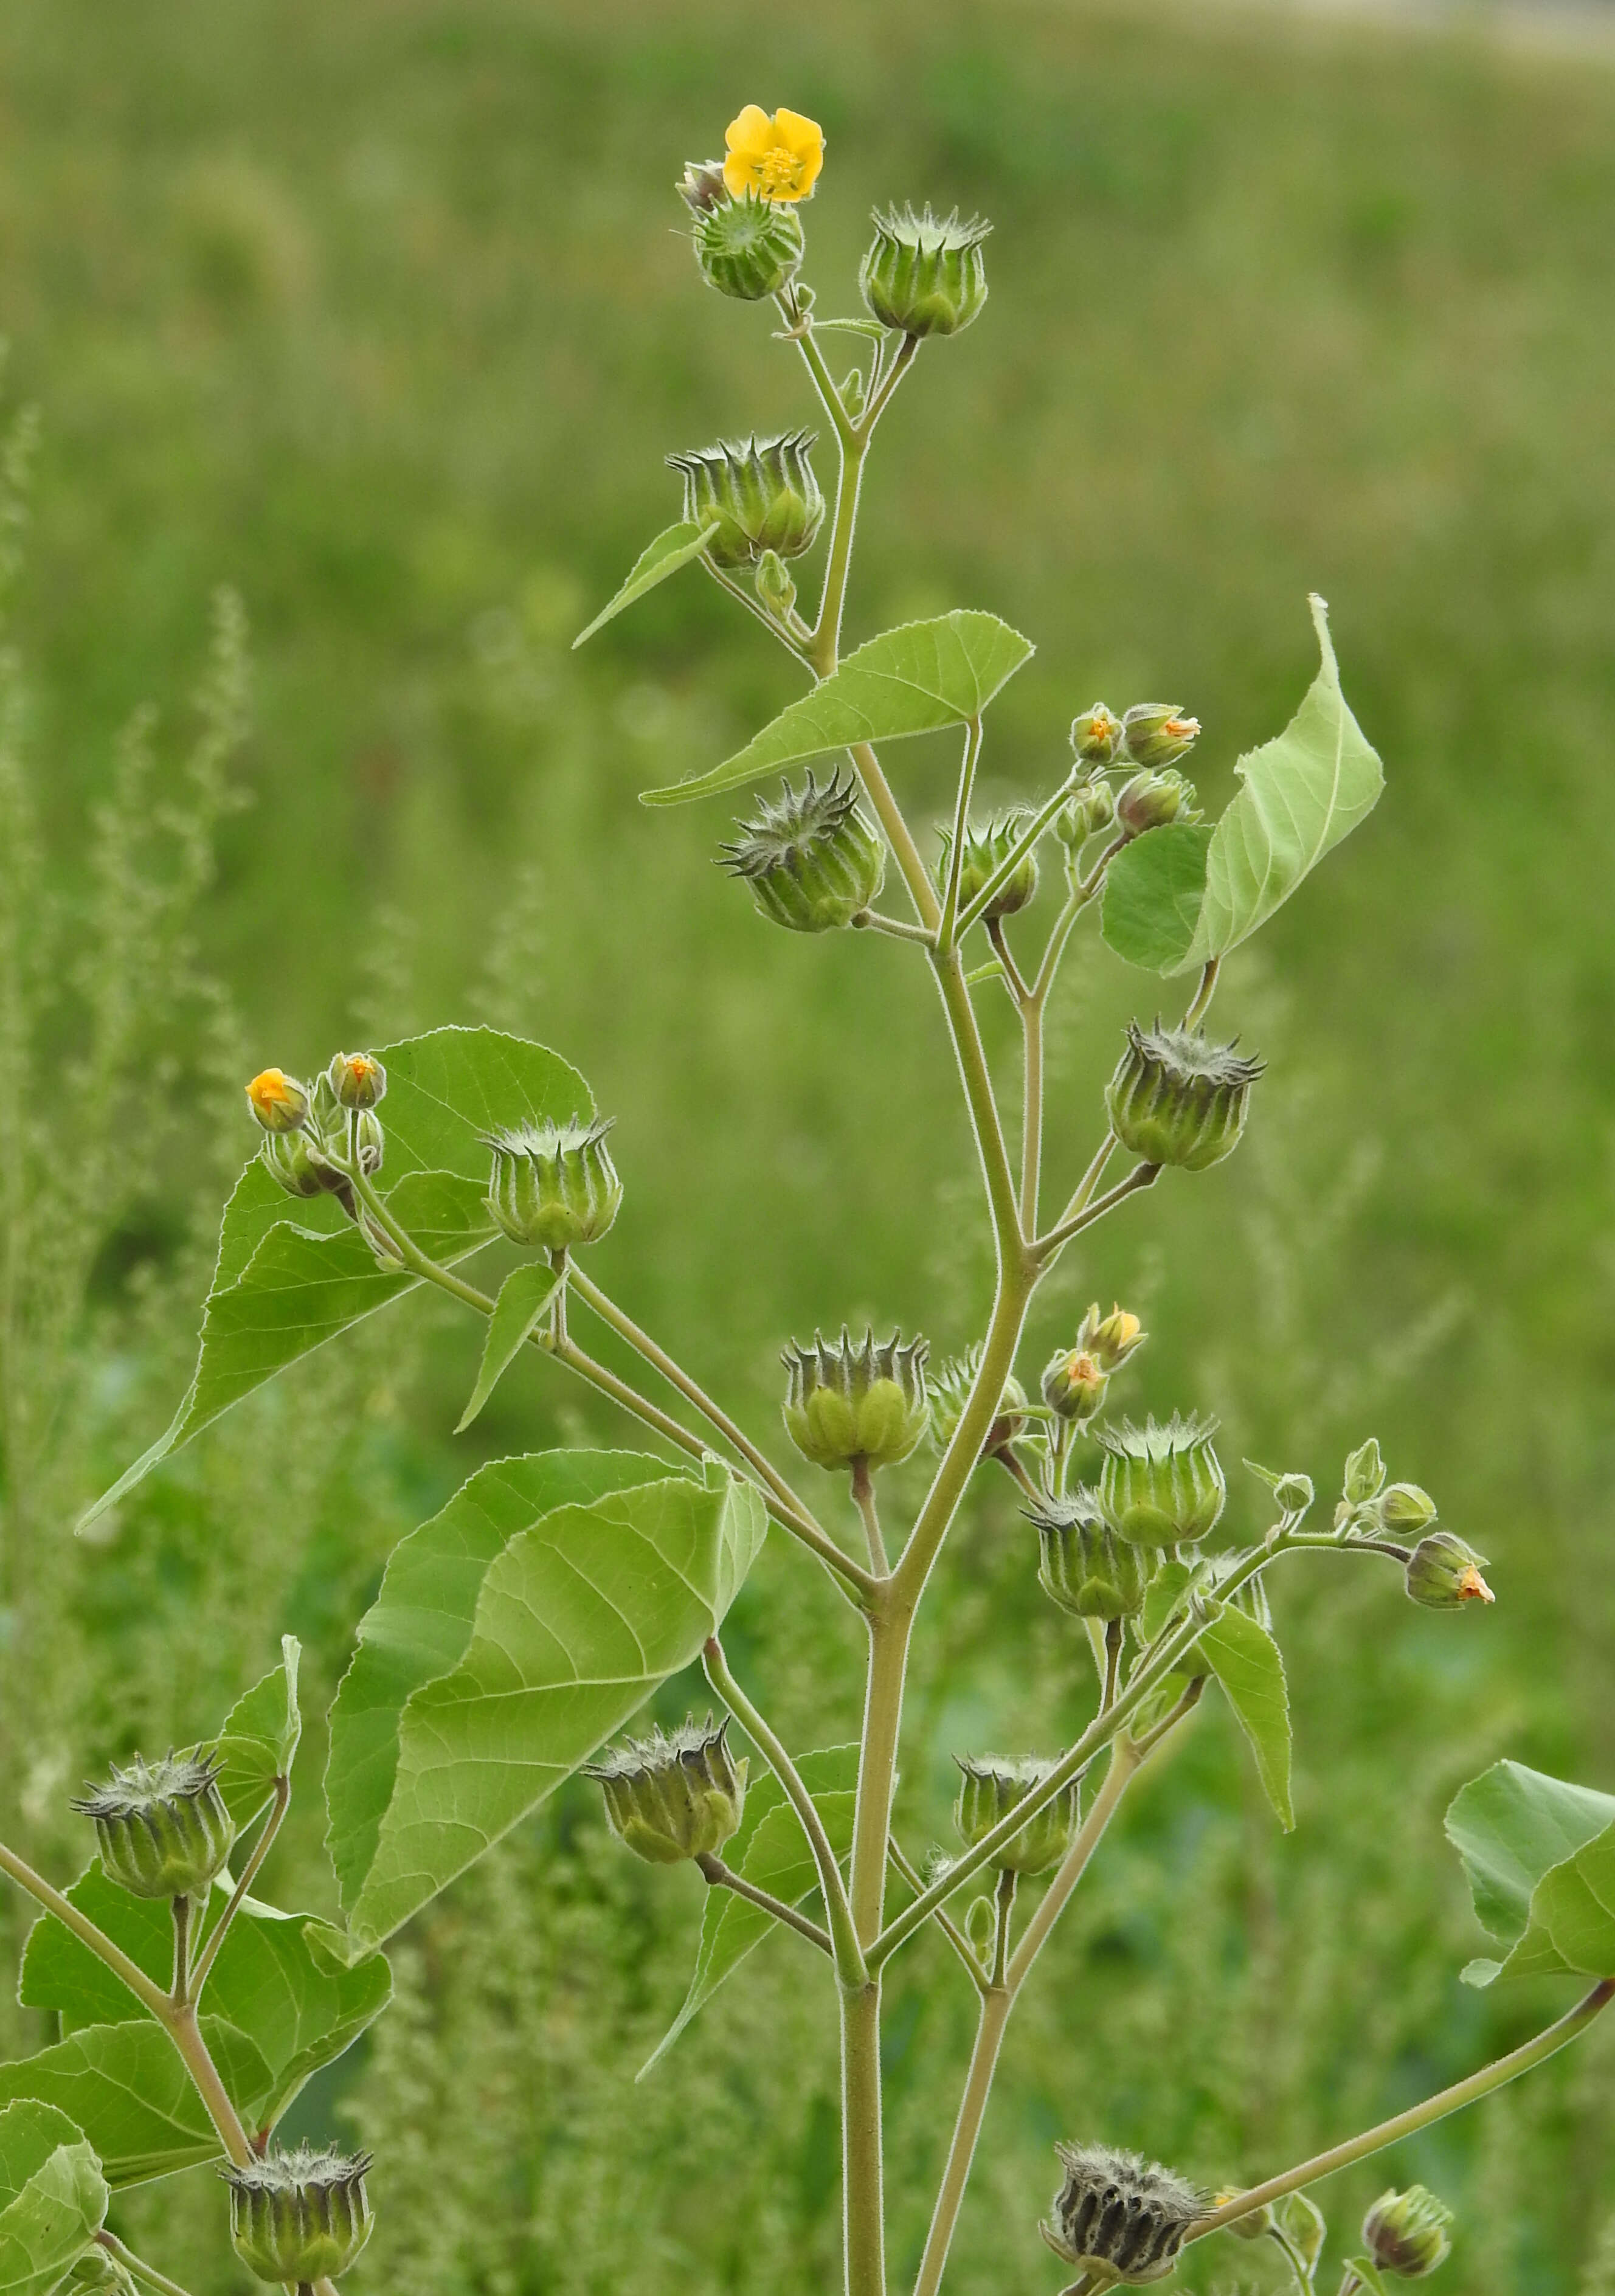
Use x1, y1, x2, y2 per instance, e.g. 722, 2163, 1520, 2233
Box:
2, 0, 1615, 2288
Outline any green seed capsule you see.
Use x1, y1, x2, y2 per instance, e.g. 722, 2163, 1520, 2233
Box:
668, 432, 823, 568
953, 1755, 1079, 1876
584, 1716, 748, 1866
1030, 1491, 1153, 1620
1361, 2185, 1454, 2278
1097, 1414, 1227, 1547
781, 1327, 930, 1473
224, 2146, 374, 2284
1107, 1023, 1264, 1174
718, 770, 885, 933
483, 1116, 622, 1251
71, 1752, 235, 1902
860, 204, 990, 338
936, 809, 1040, 921
692, 190, 804, 300
928, 1342, 1029, 1460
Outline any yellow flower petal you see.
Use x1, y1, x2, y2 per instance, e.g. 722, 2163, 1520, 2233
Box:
724, 104, 773, 161
720, 104, 825, 203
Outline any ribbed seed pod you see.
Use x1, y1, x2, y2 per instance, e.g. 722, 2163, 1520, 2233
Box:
1042, 2143, 1203, 2284
1106, 1022, 1264, 1174
953, 1755, 1079, 1876
718, 770, 885, 933
71, 1752, 235, 1902
860, 205, 990, 337
781, 1327, 929, 1472
224, 2146, 374, 2284
668, 432, 824, 568
935, 809, 1040, 921
1029, 1490, 1153, 1621
584, 1717, 748, 1866
1096, 1414, 1227, 1547
483, 1116, 621, 1251
692, 190, 806, 300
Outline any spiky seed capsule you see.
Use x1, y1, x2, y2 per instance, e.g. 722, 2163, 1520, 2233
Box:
1361, 2185, 1455, 2278
668, 432, 823, 568
1376, 1481, 1437, 1534
1030, 1490, 1153, 1621
245, 1068, 310, 1134
327, 1050, 386, 1110
1405, 1532, 1493, 1610
1115, 767, 1202, 839
1107, 1022, 1264, 1174
676, 158, 728, 217
1097, 1414, 1227, 1547
1043, 2143, 1204, 2284
718, 770, 885, 934
1071, 704, 1122, 765
1343, 1436, 1386, 1504
782, 1327, 930, 1472
953, 1756, 1079, 1876
584, 1717, 747, 1866
1079, 1301, 1147, 1373
71, 1752, 235, 1902
927, 1342, 1029, 1460
224, 2146, 374, 2284
691, 190, 804, 300
1041, 1347, 1108, 1424
1121, 704, 1201, 770
936, 809, 1040, 921
860, 204, 991, 338
483, 1116, 621, 1252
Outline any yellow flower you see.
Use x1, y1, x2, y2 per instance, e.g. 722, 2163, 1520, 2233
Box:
722, 106, 824, 204
245, 1067, 309, 1134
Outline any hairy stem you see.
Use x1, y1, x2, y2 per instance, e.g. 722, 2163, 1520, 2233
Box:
842, 1974, 887, 2296
887, 1838, 984, 1990
851, 1457, 888, 1577
164, 2000, 254, 2165
0, 1841, 172, 2018
190, 1776, 289, 2001
169, 1895, 191, 2004
696, 1852, 833, 1955
911, 1984, 1013, 2296
97, 2232, 199, 2296
936, 720, 984, 949
1035, 1161, 1161, 1264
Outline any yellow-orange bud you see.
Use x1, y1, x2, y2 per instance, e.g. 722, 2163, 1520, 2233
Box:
246, 1069, 310, 1135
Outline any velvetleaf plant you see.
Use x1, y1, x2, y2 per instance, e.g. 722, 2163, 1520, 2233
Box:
1, 99, 1612, 2296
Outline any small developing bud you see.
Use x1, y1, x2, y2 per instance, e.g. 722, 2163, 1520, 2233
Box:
838, 366, 868, 423
1405, 1532, 1493, 1610
327, 1050, 387, 1111
1043, 2143, 1203, 2285
1122, 704, 1201, 771
936, 809, 1040, 921
1040, 1348, 1108, 1425
245, 1068, 310, 1135
963, 1892, 998, 1962
224, 2145, 374, 2284
71, 1752, 235, 1902
1343, 1436, 1387, 1504
753, 548, 797, 621
1115, 767, 1202, 839
1071, 704, 1123, 766
483, 1116, 622, 1251
928, 1342, 1028, 1462
1107, 1022, 1264, 1174
860, 204, 990, 339
1056, 777, 1117, 849
1077, 1300, 1147, 1374
584, 1716, 748, 1866
953, 1755, 1079, 1876
676, 158, 729, 216
1361, 2185, 1454, 2278
1030, 1489, 1153, 1621
692, 191, 806, 301
781, 1327, 929, 1473
1097, 1414, 1227, 1548
669, 432, 825, 568
1273, 1471, 1315, 1515
718, 770, 884, 935
1377, 1481, 1437, 1535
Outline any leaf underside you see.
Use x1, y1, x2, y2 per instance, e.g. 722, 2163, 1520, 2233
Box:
1447, 1760, 1615, 1985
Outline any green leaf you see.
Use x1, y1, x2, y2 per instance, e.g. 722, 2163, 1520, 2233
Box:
18, 1866, 392, 2135
1495, 1823, 1615, 1983
1198, 1606, 1295, 1830
80, 1026, 590, 1530
327, 1450, 768, 1953
0, 2101, 107, 2296
1445, 1760, 1615, 1945
0, 2023, 271, 2187
454, 1264, 561, 1433
572, 520, 715, 648
209, 1635, 302, 1827
639, 1745, 858, 2078
1183, 595, 1383, 969
642, 610, 1034, 805
1345, 2258, 1391, 2296
1099, 823, 1212, 972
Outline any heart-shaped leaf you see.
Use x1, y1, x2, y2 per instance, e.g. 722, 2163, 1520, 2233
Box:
0, 2023, 272, 2187
1447, 1760, 1615, 1987
0, 2101, 108, 2296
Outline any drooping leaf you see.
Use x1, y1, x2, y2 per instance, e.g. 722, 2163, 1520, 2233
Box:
0, 2022, 272, 2187
1099, 823, 1212, 972
640, 1746, 858, 2078
0, 2101, 108, 2296
328, 1450, 767, 1953
572, 520, 716, 648
1198, 1606, 1294, 1831
1445, 1761, 1615, 1945
209, 1635, 302, 1827
19, 1865, 391, 2135
642, 610, 1034, 805
80, 1027, 590, 1530
454, 1264, 561, 1433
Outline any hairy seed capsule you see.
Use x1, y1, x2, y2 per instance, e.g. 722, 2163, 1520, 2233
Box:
71, 1752, 235, 1902
691, 189, 806, 300
860, 204, 991, 338
1097, 1414, 1227, 1547
1042, 2143, 1203, 2284
781, 1327, 930, 1473
927, 1343, 1029, 1461
718, 770, 885, 933
483, 1116, 622, 1251
1361, 2185, 1455, 2278
224, 2146, 374, 2284
1107, 1022, 1264, 1174
668, 432, 823, 568
584, 1716, 747, 1866
953, 1755, 1079, 1876
1029, 1490, 1153, 1621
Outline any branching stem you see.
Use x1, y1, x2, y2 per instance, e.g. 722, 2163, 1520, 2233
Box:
696, 1852, 834, 1956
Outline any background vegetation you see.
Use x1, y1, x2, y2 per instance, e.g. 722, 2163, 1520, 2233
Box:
1, 0, 1613, 2288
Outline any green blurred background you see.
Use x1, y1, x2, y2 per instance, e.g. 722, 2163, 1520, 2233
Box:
2, 0, 1614, 2288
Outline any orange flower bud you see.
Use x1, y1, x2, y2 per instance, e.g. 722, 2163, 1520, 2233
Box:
246, 1068, 310, 1135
